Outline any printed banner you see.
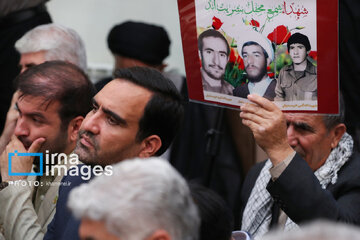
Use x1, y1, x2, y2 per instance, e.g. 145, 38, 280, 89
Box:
178, 0, 339, 113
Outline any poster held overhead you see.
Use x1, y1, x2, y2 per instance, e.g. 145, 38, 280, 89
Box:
178, 0, 339, 114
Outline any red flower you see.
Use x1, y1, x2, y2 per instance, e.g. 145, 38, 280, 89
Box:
212, 16, 223, 30
237, 56, 244, 70
309, 51, 317, 61
229, 48, 237, 63
268, 72, 275, 78
250, 19, 260, 28
267, 25, 291, 45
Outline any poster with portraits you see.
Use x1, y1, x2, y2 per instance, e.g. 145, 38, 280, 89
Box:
178, 0, 339, 114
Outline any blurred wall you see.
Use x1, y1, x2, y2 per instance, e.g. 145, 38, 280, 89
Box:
47, 0, 185, 77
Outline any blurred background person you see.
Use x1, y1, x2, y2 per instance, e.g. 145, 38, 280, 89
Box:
68, 157, 200, 240
0, 0, 52, 133
0, 23, 87, 159
189, 182, 233, 240
94, 21, 173, 91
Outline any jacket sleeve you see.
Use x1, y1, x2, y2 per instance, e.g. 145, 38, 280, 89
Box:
266, 153, 360, 224
43, 211, 56, 240
0, 183, 44, 240
274, 70, 285, 101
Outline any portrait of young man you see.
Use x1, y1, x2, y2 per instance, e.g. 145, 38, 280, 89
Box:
198, 29, 234, 95
275, 33, 317, 101
233, 32, 276, 101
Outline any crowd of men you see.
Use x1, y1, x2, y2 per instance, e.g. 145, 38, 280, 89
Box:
0, 2, 359, 240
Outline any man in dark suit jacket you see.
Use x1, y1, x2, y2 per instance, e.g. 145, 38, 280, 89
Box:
233, 32, 276, 101
238, 94, 360, 239
43, 67, 183, 240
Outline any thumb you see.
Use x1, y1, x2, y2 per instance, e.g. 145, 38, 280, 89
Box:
28, 138, 46, 153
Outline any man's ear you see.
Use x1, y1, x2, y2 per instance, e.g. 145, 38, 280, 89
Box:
67, 116, 84, 143
138, 135, 162, 158
330, 123, 346, 149
146, 229, 171, 240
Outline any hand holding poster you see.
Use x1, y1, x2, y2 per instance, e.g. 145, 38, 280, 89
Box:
178, 0, 339, 113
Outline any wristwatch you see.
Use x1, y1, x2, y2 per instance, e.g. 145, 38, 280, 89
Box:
0, 181, 8, 191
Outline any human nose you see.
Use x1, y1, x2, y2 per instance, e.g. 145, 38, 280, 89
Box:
212, 52, 220, 65
82, 111, 100, 135
14, 116, 29, 137
287, 125, 298, 147
246, 55, 254, 65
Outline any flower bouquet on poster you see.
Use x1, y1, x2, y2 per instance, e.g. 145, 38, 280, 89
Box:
178, 0, 339, 113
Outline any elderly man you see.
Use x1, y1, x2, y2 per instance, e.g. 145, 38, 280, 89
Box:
68, 157, 200, 240
15, 23, 87, 73
275, 33, 317, 101
198, 29, 234, 95
233, 33, 275, 100
0, 1, 52, 133
238, 94, 360, 239
0, 61, 94, 240
43, 66, 183, 240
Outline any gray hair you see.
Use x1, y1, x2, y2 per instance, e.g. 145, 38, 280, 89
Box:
260, 220, 360, 240
323, 94, 345, 131
15, 23, 87, 71
68, 157, 200, 240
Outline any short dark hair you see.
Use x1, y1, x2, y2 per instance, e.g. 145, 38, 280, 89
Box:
113, 67, 183, 156
16, 61, 95, 129
189, 182, 233, 240
198, 29, 230, 56
287, 32, 311, 52
242, 41, 269, 59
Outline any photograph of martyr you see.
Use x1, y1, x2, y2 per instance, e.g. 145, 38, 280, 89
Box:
275, 32, 317, 101
198, 29, 234, 95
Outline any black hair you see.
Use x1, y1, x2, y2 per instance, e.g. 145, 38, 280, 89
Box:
113, 67, 183, 155
287, 32, 311, 52
16, 61, 95, 129
189, 182, 233, 240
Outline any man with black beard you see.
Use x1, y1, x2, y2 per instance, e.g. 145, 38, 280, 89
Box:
233, 34, 276, 100
198, 29, 234, 95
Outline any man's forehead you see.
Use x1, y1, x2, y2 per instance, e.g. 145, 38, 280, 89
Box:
18, 94, 59, 112
95, 80, 153, 118
290, 43, 305, 48
20, 51, 47, 64
97, 79, 153, 101
203, 36, 227, 47
285, 113, 323, 125
242, 44, 263, 54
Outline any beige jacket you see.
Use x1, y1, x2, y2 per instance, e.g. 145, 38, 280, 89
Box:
0, 159, 76, 240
